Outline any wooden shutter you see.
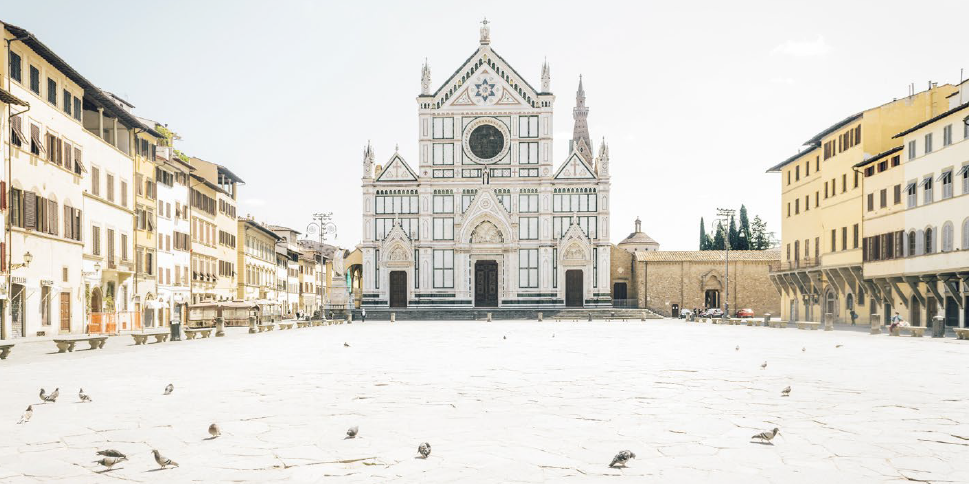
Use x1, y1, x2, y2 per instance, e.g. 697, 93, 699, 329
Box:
0, 242, 5, 273
56, 138, 63, 165
64, 142, 72, 168
23, 192, 36, 229
74, 147, 83, 174
48, 199, 57, 235
0, 180, 6, 211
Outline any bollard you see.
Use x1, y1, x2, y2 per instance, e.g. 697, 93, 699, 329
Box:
487, 312, 492, 322
346, 314, 351, 324
588, 313, 593, 322
215, 317, 225, 337
248, 316, 257, 334
390, 312, 396, 323
764, 313, 770, 327
641, 311, 646, 322
931, 315, 945, 338
824, 314, 834, 331
537, 312, 543, 322
870, 313, 881, 334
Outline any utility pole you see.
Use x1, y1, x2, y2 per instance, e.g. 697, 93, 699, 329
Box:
717, 208, 735, 320
306, 213, 337, 319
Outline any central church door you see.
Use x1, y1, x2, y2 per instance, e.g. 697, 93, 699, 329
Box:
389, 271, 407, 308
565, 270, 583, 307
474, 261, 498, 307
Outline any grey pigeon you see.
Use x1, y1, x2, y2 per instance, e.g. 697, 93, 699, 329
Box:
164, 383, 174, 395
95, 456, 127, 469
39, 388, 47, 402
344, 342, 350, 348
736, 345, 740, 351
503, 335, 506, 340
609, 450, 636, 468
346, 426, 358, 438
96, 449, 127, 459
751, 427, 780, 443
79, 388, 92, 403
151, 449, 178, 468
208, 423, 221, 438
17, 405, 32, 424
781, 386, 791, 397
418, 442, 431, 458
760, 361, 767, 370
835, 344, 843, 348
45, 388, 59, 403
802, 347, 806, 352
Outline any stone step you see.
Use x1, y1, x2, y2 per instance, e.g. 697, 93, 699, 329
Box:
347, 308, 662, 321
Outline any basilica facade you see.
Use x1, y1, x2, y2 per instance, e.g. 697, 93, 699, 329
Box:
360, 21, 612, 309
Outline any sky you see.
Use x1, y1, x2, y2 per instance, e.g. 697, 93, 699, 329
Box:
4, 0, 969, 250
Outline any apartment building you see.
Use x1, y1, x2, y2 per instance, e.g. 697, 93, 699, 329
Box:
188, 158, 220, 303
0, 86, 28, 338
270, 226, 301, 316
188, 157, 242, 303
767, 83, 956, 325
860, 81, 969, 329
237, 217, 281, 311
153, 141, 193, 325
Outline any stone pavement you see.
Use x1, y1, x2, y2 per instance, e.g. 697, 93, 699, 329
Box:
1, 319, 967, 483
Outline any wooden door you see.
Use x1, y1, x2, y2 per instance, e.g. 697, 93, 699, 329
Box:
60, 292, 71, 332
389, 271, 407, 308
565, 270, 583, 307
474, 261, 498, 307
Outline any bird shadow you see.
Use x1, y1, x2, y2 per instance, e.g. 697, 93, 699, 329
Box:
343, 436, 357, 440
749, 441, 775, 446
145, 468, 175, 472
203, 436, 219, 441
95, 468, 121, 474
413, 456, 428, 460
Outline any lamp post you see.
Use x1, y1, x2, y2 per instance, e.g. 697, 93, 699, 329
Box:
717, 208, 736, 319
306, 213, 337, 320
11, 251, 33, 270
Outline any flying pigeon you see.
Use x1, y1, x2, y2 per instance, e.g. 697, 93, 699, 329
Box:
760, 361, 768, 370
151, 449, 179, 468
344, 342, 350, 348
79, 388, 92, 403
418, 442, 431, 458
17, 405, 32, 424
96, 450, 127, 459
208, 423, 221, 438
45, 388, 60, 403
781, 386, 791, 397
751, 427, 780, 444
164, 384, 174, 395
609, 450, 636, 468
95, 456, 127, 469
346, 426, 358, 438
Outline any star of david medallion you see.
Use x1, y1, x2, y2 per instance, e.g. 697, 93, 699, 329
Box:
472, 75, 501, 106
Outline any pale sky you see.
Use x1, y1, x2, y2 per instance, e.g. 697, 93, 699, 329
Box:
5, 0, 969, 250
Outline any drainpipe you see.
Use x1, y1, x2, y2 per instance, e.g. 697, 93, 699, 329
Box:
4, 32, 30, 340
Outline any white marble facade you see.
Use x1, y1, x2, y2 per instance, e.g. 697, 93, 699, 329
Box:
360, 21, 611, 309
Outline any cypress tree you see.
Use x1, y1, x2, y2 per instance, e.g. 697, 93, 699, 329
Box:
738, 205, 751, 250
728, 215, 738, 249
712, 222, 726, 250
699, 217, 708, 250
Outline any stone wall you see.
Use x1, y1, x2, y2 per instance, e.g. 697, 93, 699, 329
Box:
609, 246, 637, 305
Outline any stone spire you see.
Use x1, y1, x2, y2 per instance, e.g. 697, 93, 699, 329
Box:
541, 59, 550, 92
596, 137, 609, 177
571, 75, 592, 161
479, 17, 490, 45
421, 58, 431, 96
362, 141, 375, 178
635, 217, 642, 233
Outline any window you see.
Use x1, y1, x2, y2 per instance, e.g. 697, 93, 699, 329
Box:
29, 65, 40, 94
47, 78, 57, 105
519, 193, 538, 213
432, 249, 453, 288
853, 224, 859, 249
831, 229, 836, 252
9, 51, 21, 83
519, 142, 539, 164
815, 191, 819, 208
824, 182, 829, 198
877, 160, 888, 173
433, 218, 454, 240
867, 193, 874, 212
552, 191, 597, 212
842, 227, 847, 251
519, 217, 538, 240
63, 90, 71, 116
909, 231, 917, 256
787, 202, 791, 217
552, 248, 558, 288
91, 167, 100, 196
120, 181, 127, 208
925, 227, 934, 254
787, 171, 791, 186
432, 143, 454, 165
73, 97, 81, 121
577, 216, 598, 239
805, 161, 810, 176
908, 140, 916, 160
942, 222, 954, 252
795, 165, 800, 181
922, 177, 933, 204
462, 191, 476, 212
553, 216, 572, 239
842, 174, 847, 193
893, 184, 901, 205
879, 188, 887, 209
375, 193, 419, 214
795, 199, 799, 215
941, 170, 953, 199
519, 116, 539, 138
432, 117, 454, 139
432, 194, 454, 213
854, 171, 859, 188
92, 226, 101, 256
519, 249, 538, 288
963, 164, 969, 194
891, 155, 900, 167
29, 123, 45, 156
944, 124, 953, 146
963, 218, 969, 250
907, 181, 917, 208
924, 133, 933, 154
495, 190, 511, 212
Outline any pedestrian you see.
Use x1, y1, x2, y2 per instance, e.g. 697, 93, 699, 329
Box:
850, 309, 858, 325
890, 311, 902, 333
361, 307, 366, 323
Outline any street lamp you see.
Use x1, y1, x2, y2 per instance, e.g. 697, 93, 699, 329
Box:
12, 251, 32, 270
716, 208, 736, 320
305, 213, 337, 320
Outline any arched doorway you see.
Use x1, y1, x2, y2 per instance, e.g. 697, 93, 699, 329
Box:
91, 287, 103, 314
824, 288, 839, 323
705, 289, 720, 309
389, 271, 407, 308
910, 296, 921, 327
143, 295, 156, 328
945, 296, 959, 327
565, 269, 583, 307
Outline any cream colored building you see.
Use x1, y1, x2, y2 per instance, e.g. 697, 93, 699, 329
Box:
237, 218, 280, 303
269, 226, 301, 316
767, 84, 956, 324
188, 158, 220, 303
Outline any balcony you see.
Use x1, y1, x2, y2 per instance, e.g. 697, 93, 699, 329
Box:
770, 257, 821, 273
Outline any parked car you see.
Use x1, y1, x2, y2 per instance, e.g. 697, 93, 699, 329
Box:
702, 308, 723, 318
735, 308, 755, 318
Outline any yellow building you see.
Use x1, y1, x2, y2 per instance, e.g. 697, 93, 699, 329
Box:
133, 127, 165, 327
767, 84, 955, 325
237, 218, 282, 318
188, 158, 220, 303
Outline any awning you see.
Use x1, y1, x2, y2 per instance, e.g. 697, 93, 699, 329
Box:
29, 123, 47, 157
937, 169, 952, 182
918, 177, 932, 187
905, 181, 916, 192
10, 116, 29, 145
956, 164, 969, 177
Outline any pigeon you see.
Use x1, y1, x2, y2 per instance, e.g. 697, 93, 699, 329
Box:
151, 449, 178, 468
751, 427, 780, 444
781, 386, 791, 397
835, 344, 843, 348
96, 450, 127, 459
760, 361, 767, 370
39, 388, 47, 402
503, 335, 506, 340
17, 405, 32, 424
164, 384, 174, 395
344, 342, 350, 348
45, 388, 60, 403
79, 388, 92, 403
95, 456, 127, 469
208, 423, 221, 438
346, 426, 358, 438
418, 442, 431, 458
735, 345, 740, 351
802, 347, 806, 352
609, 450, 636, 468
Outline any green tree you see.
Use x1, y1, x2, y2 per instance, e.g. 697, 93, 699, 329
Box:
712, 222, 726, 250
751, 215, 768, 250
738, 205, 751, 250
728, 215, 738, 249
699, 217, 709, 250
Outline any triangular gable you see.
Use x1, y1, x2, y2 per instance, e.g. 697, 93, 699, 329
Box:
432, 47, 540, 109
381, 222, 414, 267
456, 189, 514, 244
554, 152, 596, 180
450, 89, 474, 106
375, 154, 418, 182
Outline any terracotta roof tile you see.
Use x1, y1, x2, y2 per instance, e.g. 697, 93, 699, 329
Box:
635, 250, 780, 262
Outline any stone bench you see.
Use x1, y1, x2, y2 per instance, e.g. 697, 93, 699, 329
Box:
768, 320, 789, 328
745, 319, 764, 327
279, 322, 295, 330
185, 328, 214, 339
297, 321, 310, 328
0, 343, 13, 360
258, 323, 275, 332
131, 331, 170, 345
954, 328, 969, 340
53, 336, 108, 353
891, 325, 927, 337
796, 321, 821, 330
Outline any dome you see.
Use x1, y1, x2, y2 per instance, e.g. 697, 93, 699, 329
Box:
617, 217, 660, 252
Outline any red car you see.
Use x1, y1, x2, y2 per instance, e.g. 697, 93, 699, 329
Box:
735, 308, 755, 318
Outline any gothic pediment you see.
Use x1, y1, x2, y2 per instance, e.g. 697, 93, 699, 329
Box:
381, 222, 413, 268
457, 189, 514, 244
554, 152, 596, 180
430, 46, 540, 110
558, 222, 592, 266
375, 154, 418, 182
